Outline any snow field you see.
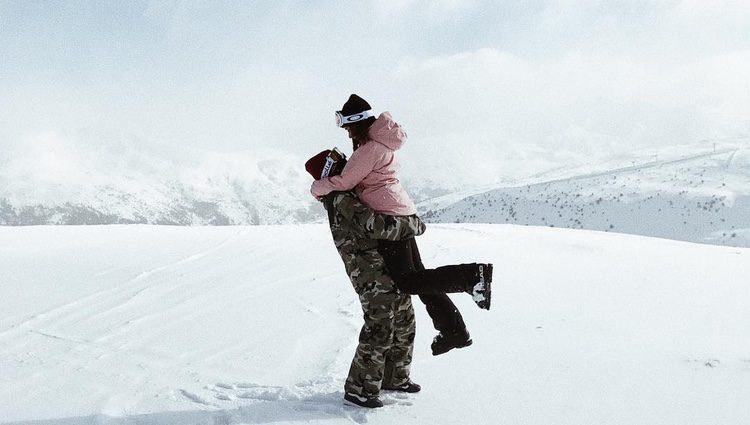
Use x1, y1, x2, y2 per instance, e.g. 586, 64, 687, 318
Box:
1, 224, 749, 424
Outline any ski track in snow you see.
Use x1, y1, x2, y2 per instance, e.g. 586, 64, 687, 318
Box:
0, 230, 247, 340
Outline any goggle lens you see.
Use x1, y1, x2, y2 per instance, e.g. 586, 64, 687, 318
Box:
335, 110, 374, 127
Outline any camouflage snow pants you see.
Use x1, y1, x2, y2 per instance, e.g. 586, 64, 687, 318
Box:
345, 283, 415, 397
324, 191, 422, 398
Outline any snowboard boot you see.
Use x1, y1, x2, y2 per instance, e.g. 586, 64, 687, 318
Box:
470, 263, 492, 310
344, 392, 384, 408
431, 328, 473, 356
382, 379, 421, 393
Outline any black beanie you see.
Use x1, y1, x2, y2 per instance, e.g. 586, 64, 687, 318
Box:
340, 94, 371, 116
338, 94, 377, 128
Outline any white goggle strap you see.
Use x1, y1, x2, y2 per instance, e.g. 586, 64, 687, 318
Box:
335, 110, 375, 127
321, 155, 336, 178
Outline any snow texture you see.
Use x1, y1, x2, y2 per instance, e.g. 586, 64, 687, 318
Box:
1, 224, 749, 424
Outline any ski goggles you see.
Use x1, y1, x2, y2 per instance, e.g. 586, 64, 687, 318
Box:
335, 110, 375, 127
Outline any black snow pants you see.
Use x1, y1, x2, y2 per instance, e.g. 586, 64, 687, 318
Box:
377, 237, 478, 335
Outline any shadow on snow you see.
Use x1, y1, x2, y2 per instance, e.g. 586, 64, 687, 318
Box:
2, 392, 372, 425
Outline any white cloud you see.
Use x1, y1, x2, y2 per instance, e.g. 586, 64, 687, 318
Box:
372, 0, 475, 18
386, 42, 750, 184
392, 45, 749, 146
1, 0, 748, 189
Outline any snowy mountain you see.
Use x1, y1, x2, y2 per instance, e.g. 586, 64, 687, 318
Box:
0, 134, 447, 226
2, 136, 749, 248
0, 132, 468, 226
419, 142, 750, 247
0, 134, 322, 225
1, 224, 748, 424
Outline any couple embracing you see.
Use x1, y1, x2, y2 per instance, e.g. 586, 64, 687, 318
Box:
306, 94, 493, 408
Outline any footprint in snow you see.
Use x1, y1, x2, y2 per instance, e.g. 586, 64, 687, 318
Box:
210, 382, 298, 403
180, 389, 215, 406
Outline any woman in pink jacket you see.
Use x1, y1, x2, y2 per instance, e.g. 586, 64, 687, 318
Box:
312, 94, 493, 356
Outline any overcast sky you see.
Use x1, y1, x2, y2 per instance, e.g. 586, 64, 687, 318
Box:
1, 0, 749, 183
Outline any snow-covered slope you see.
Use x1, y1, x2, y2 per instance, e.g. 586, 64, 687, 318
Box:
1, 224, 749, 424
420, 142, 750, 247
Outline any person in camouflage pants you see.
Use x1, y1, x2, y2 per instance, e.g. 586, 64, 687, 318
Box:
322, 191, 426, 406
308, 148, 491, 407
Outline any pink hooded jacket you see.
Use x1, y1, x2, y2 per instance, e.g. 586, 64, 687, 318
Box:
311, 112, 417, 216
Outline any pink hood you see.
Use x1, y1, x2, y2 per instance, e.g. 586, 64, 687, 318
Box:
367, 111, 407, 151
310, 112, 417, 216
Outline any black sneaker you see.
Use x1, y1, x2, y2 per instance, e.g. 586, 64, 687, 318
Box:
431, 329, 473, 356
382, 379, 421, 393
471, 263, 492, 310
344, 392, 383, 408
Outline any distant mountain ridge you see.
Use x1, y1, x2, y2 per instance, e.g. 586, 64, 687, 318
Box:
0, 136, 322, 225
2, 138, 749, 247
